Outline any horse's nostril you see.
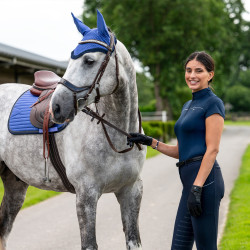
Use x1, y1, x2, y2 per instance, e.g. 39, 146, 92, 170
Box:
53, 104, 61, 119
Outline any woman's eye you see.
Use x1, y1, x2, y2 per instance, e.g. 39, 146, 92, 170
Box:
85, 58, 95, 65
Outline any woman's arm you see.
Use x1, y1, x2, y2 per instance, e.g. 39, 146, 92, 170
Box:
151, 138, 179, 159
127, 133, 179, 159
193, 114, 224, 186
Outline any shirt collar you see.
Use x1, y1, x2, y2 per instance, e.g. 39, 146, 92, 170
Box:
192, 88, 212, 100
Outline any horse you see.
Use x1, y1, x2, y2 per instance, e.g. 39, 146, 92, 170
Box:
0, 10, 146, 250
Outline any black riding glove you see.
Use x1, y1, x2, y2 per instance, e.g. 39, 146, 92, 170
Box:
127, 133, 153, 147
187, 185, 202, 217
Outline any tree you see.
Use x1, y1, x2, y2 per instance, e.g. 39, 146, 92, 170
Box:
238, 69, 250, 88
136, 72, 155, 111
223, 0, 250, 87
82, 0, 247, 119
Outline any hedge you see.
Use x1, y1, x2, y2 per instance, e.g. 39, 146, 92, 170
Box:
142, 121, 176, 142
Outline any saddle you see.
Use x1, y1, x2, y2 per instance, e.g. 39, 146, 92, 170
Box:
30, 71, 60, 129
30, 70, 60, 96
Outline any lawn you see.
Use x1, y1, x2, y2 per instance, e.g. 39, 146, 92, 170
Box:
146, 146, 160, 159
224, 120, 250, 126
219, 145, 250, 249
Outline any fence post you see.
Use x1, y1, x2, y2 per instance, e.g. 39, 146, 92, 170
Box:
162, 110, 167, 122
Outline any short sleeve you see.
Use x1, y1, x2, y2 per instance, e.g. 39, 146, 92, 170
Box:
205, 97, 225, 119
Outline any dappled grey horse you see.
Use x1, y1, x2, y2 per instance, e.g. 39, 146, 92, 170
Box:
0, 10, 146, 250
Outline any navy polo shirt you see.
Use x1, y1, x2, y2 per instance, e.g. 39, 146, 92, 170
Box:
174, 88, 225, 162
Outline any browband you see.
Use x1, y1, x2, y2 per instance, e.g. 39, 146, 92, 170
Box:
79, 40, 113, 52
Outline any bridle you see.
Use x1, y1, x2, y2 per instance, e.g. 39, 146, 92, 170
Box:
58, 33, 119, 115
58, 32, 142, 153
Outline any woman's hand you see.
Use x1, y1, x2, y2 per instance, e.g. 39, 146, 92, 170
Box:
187, 185, 202, 217
127, 133, 153, 147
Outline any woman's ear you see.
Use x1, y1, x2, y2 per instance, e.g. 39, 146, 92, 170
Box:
208, 71, 214, 82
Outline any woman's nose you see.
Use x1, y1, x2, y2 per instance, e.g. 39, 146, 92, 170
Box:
190, 71, 196, 78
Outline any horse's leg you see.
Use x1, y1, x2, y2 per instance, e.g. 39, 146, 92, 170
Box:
115, 179, 143, 250
76, 187, 100, 250
0, 163, 29, 250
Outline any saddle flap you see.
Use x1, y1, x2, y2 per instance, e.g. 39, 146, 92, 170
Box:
30, 71, 61, 96
30, 90, 54, 129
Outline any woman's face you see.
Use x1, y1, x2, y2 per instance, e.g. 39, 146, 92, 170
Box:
185, 59, 214, 92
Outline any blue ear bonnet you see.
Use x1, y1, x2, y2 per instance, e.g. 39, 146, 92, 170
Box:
71, 28, 116, 59
71, 10, 117, 59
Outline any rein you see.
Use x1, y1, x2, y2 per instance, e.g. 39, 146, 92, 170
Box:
82, 106, 142, 152
58, 32, 142, 153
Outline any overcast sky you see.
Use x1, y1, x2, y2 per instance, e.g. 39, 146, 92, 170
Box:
0, 0, 249, 62
0, 0, 83, 61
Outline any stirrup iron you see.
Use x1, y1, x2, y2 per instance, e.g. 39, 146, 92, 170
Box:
43, 158, 51, 183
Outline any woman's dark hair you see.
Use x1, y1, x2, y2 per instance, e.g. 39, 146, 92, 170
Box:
184, 51, 215, 83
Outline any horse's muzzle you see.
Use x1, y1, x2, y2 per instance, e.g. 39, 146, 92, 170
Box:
51, 99, 75, 124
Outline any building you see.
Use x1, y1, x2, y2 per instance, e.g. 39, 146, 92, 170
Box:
0, 43, 68, 85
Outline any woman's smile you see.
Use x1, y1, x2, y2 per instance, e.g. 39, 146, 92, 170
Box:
189, 80, 199, 85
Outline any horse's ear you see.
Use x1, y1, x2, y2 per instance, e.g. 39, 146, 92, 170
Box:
96, 10, 110, 38
71, 13, 91, 36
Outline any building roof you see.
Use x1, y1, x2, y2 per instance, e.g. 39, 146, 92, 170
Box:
0, 42, 68, 73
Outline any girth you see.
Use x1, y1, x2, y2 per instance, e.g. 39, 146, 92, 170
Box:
35, 96, 75, 193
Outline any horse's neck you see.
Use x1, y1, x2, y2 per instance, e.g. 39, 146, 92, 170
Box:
99, 78, 138, 133
98, 42, 139, 133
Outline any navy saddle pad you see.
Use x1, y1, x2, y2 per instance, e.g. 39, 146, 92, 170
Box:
8, 90, 67, 135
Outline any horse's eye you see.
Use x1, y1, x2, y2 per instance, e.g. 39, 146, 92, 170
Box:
85, 58, 95, 66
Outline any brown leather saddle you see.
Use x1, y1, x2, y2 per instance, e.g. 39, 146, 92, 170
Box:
30, 70, 60, 96
30, 71, 60, 128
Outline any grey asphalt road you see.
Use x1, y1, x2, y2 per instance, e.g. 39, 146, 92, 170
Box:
7, 126, 250, 250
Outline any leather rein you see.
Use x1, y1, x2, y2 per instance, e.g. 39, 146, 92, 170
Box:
58, 33, 142, 153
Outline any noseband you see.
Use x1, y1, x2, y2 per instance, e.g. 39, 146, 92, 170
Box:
58, 33, 119, 114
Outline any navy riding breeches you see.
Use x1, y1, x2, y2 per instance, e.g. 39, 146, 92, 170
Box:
171, 160, 224, 250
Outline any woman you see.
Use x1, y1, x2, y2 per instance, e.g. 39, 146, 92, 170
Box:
128, 51, 225, 250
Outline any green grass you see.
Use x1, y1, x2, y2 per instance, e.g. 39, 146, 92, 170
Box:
219, 145, 250, 249
0, 180, 60, 209
146, 146, 160, 159
224, 120, 250, 126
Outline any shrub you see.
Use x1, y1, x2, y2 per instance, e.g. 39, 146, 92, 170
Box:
225, 85, 250, 112
142, 121, 176, 142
